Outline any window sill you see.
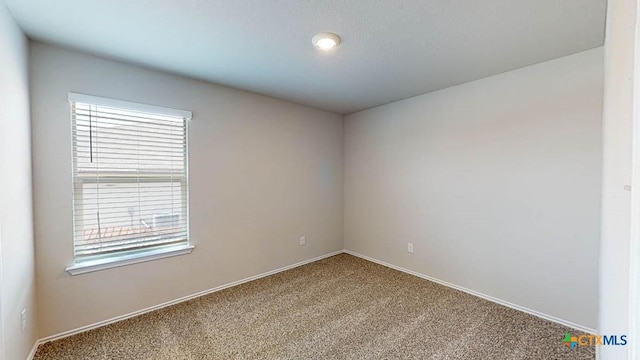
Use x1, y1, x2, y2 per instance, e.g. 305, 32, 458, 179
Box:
65, 244, 195, 275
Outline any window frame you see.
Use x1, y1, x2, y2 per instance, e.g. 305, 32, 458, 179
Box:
65, 93, 194, 275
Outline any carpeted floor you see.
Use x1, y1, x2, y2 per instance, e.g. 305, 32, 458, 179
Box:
34, 254, 594, 359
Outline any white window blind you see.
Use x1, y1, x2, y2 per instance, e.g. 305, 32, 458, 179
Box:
69, 93, 191, 261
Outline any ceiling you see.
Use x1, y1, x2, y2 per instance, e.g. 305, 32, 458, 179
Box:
5, 0, 606, 114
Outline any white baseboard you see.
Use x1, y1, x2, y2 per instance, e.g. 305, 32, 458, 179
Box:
26, 341, 38, 360
343, 249, 597, 334
30, 250, 343, 355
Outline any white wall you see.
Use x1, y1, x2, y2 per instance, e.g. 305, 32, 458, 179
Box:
30, 42, 344, 338
0, 2, 37, 359
344, 48, 603, 330
599, 0, 636, 358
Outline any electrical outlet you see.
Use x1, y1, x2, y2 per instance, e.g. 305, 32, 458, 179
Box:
300, 236, 306, 246
408, 243, 414, 253
21, 309, 26, 331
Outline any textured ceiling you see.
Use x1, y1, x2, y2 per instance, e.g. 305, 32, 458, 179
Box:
5, 0, 606, 114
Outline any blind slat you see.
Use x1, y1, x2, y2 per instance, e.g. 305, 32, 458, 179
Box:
73, 107, 187, 124
75, 238, 188, 256
73, 125, 186, 140
75, 236, 188, 251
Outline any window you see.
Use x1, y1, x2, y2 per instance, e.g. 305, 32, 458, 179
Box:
66, 93, 193, 274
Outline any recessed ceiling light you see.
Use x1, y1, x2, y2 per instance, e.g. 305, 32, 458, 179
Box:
312, 32, 341, 51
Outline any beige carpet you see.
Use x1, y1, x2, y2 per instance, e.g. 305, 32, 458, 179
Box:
34, 254, 595, 359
